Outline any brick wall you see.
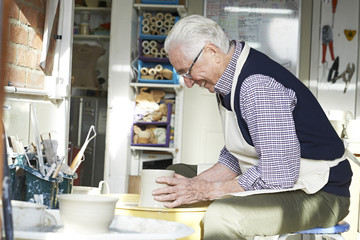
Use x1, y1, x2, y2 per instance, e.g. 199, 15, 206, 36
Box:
6, 0, 58, 89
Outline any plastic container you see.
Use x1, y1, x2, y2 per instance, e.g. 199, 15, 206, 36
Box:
139, 16, 179, 40
131, 103, 172, 147
134, 102, 172, 125
137, 60, 179, 84
139, 39, 169, 63
9, 155, 76, 209
131, 124, 171, 147
141, 0, 179, 5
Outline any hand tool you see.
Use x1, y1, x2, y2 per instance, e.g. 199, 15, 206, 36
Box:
332, 63, 355, 93
322, 25, 335, 63
332, 0, 337, 28
327, 56, 339, 83
70, 125, 96, 175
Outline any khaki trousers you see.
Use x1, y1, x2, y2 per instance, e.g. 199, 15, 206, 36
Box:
202, 190, 350, 240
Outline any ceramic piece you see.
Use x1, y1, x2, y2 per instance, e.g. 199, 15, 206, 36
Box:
57, 194, 118, 234
1, 200, 56, 230
139, 169, 174, 208
72, 180, 110, 195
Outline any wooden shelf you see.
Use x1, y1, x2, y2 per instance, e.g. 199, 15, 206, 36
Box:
133, 3, 187, 17
74, 7, 111, 13
130, 146, 178, 154
130, 82, 183, 94
73, 34, 110, 40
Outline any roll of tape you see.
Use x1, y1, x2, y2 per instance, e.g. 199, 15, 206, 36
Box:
156, 20, 163, 28
155, 64, 163, 72
142, 25, 150, 34
149, 40, 157, 48
143, 12, 152, 19
155, 74, 164, 80
164, 13, 172, 20
149, 68, 156, 76
142, 47, 151, 55
152, 30, 160, 35
142, 40, 150, 48
140, 67, 149, 75
164, 20, 171, 28
150, 17, 157, 25
142, 18, 150, 26
156, 12, 164, 20
160, 48, 166, 55
150, 25, 157, 32
170, 17, 176, 24
155, 53, 163, 58
159, 27, 167, 35
150, 47, 158, 55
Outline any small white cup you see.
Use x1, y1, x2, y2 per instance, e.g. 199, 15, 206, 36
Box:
139, 169, 175, 208
347, 120, 360, 140
1, 200, 56, 230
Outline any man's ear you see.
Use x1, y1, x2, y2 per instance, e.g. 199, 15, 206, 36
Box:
205, 43, 221, 63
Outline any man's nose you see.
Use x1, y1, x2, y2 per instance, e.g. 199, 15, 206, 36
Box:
184, 77, 195, 88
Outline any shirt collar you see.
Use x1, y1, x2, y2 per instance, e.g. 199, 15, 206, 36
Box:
214, 40, 243, 96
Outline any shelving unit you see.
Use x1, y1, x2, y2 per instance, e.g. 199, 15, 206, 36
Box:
73, 6, 111, 39
129, 2, 187, 175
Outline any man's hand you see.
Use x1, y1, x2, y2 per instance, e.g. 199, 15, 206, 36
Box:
153, 173, 244, 208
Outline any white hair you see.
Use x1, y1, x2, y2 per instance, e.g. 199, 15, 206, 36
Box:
164, 14, 230, 60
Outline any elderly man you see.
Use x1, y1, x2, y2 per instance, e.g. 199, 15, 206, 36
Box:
153, 15, 352, 239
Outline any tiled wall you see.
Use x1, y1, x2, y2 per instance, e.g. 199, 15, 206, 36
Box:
5, 0, 58, 89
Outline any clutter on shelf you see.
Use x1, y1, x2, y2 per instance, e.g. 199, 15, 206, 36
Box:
131, 88, 174, 147
140, 12, 178, 39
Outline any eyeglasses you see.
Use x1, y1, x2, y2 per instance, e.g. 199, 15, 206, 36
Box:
179, 46, 204, 79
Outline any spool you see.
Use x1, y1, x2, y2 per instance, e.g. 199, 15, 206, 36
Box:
149, 40, 157, 48
156, 20, 163, 28
142, 40, 150, 49
152, 30, 160, 35
156, 12, 164, 20
159, 27, 167, 35
155, 74, 164, 80
141, 75, 154, 80
149, 17, 157, 25
160, 48, 166, 56
150, 25, 157, 32
142, 25, 150, 34
140, 67, 149, 75
164, 20, 171, 28
161, 69, 173, 79
155, 64, 163, 73
148, 68, 156, 76
143, 12, 152, 19
150, 47, 158, 55
170, 17, 176, 24
142, 47, 151, 56
164, 13, 172, 20
142, 18, 150, 26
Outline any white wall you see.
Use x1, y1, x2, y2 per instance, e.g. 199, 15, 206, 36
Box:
104, 0, 137, 193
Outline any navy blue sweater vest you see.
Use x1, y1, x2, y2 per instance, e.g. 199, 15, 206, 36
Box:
220, 43, 352, 196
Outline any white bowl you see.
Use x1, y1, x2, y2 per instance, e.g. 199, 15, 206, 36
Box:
58, 194, 118, 234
